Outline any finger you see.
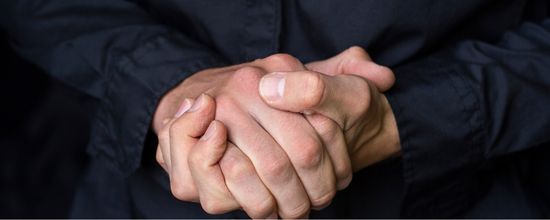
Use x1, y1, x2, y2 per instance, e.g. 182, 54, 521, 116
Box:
256, 53, 306, 72
305, 114, 352, 190
249, 103, 337, 210
306, 46, 372, 76
169, 94, 215, 202
157, 99, 194, 172
306, 46, 395, 92
224, 68, 336, 215
258, 54, 350, 192
259, 70, 375, 129
188, 120, 240, 214
215, 100, 310, 219
220, 143, 278, 219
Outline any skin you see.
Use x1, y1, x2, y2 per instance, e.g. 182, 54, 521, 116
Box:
153, 46, 400, 218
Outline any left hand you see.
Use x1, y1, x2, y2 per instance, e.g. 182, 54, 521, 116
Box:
259, 46, 401, 171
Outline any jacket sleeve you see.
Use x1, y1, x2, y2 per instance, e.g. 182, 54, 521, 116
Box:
386, 18, 550, 217
0, 0, 229, 175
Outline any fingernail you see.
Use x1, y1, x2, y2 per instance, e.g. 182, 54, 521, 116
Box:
260, 73, 285, 101
174, 99, 193, 117
188, 94, 206, 112
201, 121, 217, 141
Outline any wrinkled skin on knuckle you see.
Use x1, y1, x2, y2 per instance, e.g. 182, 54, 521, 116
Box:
309, 115, 340, 142
201, 198, 232, 215
280, 200, 310, 219
170, 178, 195, 201
260, 155, 294, 183
261, 53, 302, 71
246, 196, 277, 219
307, 115, 352, 187
310, 189, 336, 209
219, 151, 255, 182
334, 161, 353, 184
293, 137, 324, 170
227, 66, 264, 92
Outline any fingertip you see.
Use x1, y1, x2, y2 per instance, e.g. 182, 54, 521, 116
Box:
379, 66, 396, 92
200, 120, 227, 142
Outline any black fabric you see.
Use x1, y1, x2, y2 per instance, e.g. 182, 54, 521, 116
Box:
0, 33, 91, 218
387, 20, 550, 216
1, 0, 549, 218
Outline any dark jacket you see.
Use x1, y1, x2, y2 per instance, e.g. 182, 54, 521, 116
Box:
1, 0, 549, 218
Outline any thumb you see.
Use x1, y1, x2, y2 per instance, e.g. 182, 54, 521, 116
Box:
259, 71, 374, 129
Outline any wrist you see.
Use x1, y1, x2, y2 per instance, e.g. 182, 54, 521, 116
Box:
351, 95, 401, 171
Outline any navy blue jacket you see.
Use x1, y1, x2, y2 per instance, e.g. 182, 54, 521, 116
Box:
1, 0, 549, 218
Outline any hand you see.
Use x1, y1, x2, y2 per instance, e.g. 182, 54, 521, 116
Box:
260, 47, 400, 171
153, 55, 348, 218
157, 95, 277, 218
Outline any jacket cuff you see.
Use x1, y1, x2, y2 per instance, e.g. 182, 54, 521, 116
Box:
87, 32, 228, 176
386, 58, 488, 217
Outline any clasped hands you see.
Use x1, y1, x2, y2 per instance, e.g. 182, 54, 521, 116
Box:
152, 46, 400, 218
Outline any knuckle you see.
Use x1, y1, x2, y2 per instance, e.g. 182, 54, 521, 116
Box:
302, 72, 325, 108
227, 66, 265, 93
261, 156, 293, 181
262, 53, 301, 71
201, 199, 231, 215
335, 162, 353, 183
337, 172, 353, 190
282, 201, 310, 219
246, 197, 276, 218
345, 46, 369, 59
309, 115, 339, 141
310, 189, 336, 208
293, 138, 324, 170
220, 153, 255, 181
232, 66, 264, 84
170, 180, 195, 201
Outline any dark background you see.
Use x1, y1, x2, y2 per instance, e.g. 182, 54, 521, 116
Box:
0, 31, 92, 218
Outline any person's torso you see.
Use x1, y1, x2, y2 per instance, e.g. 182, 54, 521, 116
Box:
143, 0, 544, 66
